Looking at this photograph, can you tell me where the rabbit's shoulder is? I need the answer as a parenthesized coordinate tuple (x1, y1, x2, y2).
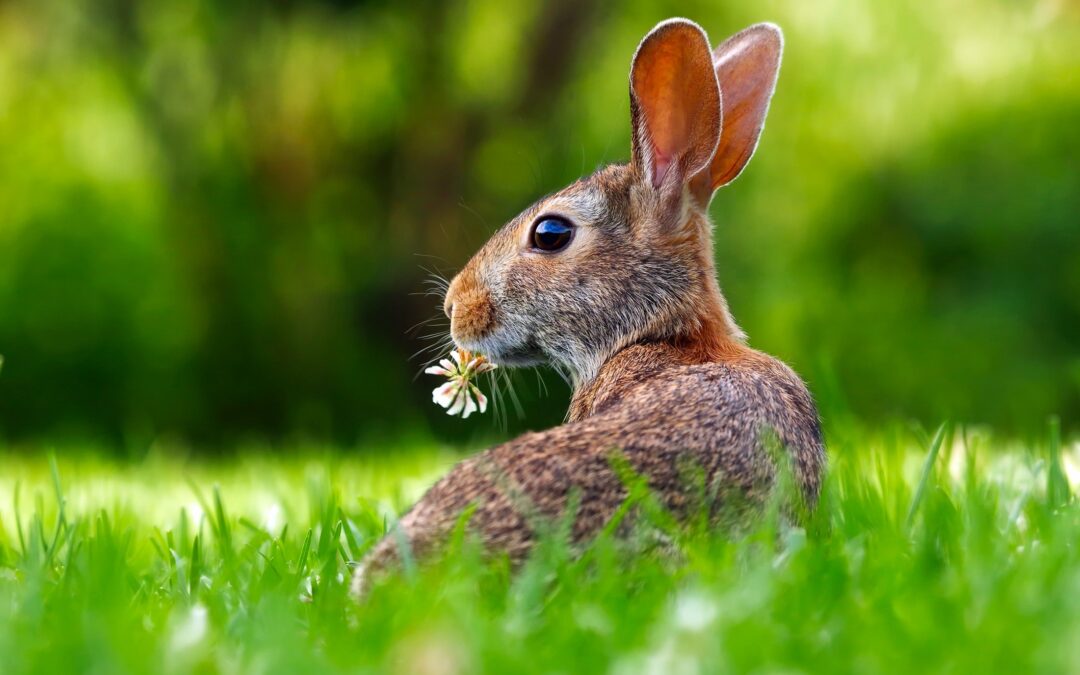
(581, 345, 815, 426)
(577, 346, 824, 490)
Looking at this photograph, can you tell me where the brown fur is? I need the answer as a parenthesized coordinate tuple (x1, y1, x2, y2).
(352, 19, 825, 597)
(444, 268, 495, 343)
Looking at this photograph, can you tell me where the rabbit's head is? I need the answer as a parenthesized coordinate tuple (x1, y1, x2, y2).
(444, 20, 783, 384)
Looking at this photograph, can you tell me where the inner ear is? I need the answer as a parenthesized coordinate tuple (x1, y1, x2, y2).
(630, 20, 722, 194)
(702, 23, 783, 194)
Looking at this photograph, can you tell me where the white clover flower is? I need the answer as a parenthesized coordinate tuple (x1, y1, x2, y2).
(426, 348, 497, 418)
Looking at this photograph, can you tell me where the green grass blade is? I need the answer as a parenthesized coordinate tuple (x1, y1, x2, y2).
(295, 528, 313, 584)
(906, 422, 951, 529)
(43, 453, 67, 566)
(12, 481, 26, 558)
(1047, 415, 1070, 508)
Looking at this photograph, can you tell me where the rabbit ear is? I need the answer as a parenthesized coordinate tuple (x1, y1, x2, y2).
(630, 19, 721, 203)
(699, 23, 783, 194)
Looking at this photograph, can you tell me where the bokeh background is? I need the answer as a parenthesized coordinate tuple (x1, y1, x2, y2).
(0, 0, 1077, 449)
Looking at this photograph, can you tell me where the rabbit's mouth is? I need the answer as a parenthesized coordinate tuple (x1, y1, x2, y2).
(456, 332, 546, 369)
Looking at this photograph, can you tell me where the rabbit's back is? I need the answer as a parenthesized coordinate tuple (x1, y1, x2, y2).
(360, 344, 824, 581)
(504, 343, 825, 519)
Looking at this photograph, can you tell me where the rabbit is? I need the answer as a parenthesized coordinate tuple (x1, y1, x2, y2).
(352, 19, 825, 598)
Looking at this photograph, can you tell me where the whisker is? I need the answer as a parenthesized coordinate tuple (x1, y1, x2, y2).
(415, 329, 453, 341)
(407, 266, 453, 373)
(534, 369, 549, 397)
(499, 369, 526, 420)
(405, 315, 448, 335)
(414, 253, 451, 263)
(410, 337, 453, 362)
(549, 363, 573, 388)
(458, 200, 491, 232)
(410, 288, 448, 299)
(411, 337, 452, 359)
(412, 340, 456, 381)
(419, 266, 451, 286)
(486, 371, 508, 431)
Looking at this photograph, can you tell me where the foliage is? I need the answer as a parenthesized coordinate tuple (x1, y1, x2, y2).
(0, 0, 1077, 444)
(1, 424, 1078, 673)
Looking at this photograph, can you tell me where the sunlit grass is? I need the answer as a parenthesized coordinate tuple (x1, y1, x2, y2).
(1, 423, 1078, 674)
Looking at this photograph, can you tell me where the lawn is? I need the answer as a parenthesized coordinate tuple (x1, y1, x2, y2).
(1, 422, 1077, 674)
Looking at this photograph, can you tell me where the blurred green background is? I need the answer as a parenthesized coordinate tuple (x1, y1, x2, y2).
(0, 0, 1077, 448)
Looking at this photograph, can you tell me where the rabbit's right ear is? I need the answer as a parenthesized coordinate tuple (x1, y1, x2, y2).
(630, 19, 721, 222)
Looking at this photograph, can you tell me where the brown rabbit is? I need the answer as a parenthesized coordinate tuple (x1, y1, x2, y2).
(352, 19, 825, 596)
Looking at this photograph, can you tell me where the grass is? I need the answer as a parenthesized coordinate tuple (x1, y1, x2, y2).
(0, 422, 1078, 675)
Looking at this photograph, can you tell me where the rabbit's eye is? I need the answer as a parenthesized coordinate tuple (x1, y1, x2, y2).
(530, 218, 574, 252)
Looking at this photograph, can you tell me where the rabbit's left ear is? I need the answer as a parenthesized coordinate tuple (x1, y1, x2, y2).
(630, 19, 721, 213)
(694, 23, 783, 198)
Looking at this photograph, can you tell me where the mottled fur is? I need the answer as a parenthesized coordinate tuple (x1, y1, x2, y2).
(353, 20, 825, 597)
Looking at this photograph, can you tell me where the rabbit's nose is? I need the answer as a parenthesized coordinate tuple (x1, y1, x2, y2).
(444, 275, 461, 319)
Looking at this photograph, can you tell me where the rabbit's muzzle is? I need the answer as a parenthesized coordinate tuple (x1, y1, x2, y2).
(445, 270, 496, 346)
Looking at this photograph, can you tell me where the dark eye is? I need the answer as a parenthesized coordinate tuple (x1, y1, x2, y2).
(530, 217, 574, 252)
